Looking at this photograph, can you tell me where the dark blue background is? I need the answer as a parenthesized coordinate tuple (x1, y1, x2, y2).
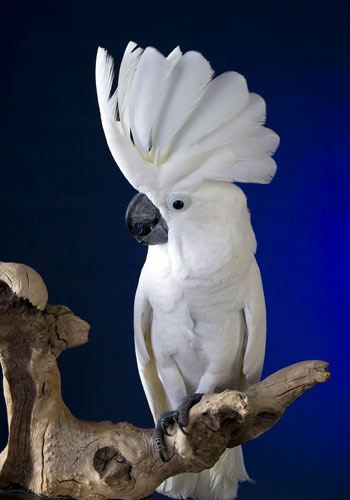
(1, 1, 349, 499)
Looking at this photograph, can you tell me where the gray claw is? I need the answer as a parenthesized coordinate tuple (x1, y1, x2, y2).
(178, 423, 190, 436)
(154, 394, 203, 461)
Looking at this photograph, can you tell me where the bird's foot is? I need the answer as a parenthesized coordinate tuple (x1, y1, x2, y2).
(154, 393, 203, 462)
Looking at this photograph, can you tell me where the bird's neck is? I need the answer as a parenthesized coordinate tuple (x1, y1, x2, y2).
(147, 221, 256, 281)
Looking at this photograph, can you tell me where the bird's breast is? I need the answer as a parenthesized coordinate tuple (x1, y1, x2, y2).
(145, 253, 248, 317)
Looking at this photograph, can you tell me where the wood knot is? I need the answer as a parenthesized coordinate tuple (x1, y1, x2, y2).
(94, 446, 132, 486)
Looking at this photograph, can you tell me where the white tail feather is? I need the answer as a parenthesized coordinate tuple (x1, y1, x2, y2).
(157, 447, 249, 500)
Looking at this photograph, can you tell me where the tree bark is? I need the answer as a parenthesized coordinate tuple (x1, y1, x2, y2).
(0, 262, 330, 500)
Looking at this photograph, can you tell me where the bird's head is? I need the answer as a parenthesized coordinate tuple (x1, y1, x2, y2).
(124, 181, 248, 247)
(96, 41, 279, 249)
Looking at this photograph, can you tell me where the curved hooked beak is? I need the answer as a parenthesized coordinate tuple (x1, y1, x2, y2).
(125, 193, 168, 245)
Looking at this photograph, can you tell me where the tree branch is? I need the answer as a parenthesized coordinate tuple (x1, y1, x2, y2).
(0, 262, 330, 500)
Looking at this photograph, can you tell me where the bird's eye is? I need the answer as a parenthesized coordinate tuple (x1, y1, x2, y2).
(166, 193, 190, 212)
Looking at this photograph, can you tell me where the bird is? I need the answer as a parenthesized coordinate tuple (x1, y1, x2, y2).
(95, 41, 279, 500)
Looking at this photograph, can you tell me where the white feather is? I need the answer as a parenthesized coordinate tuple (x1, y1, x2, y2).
(117, 41, 144, 135)
(231, 126, 280, 158)
(178, 147, 276, 185)
(225, 156, 277, 184)
(128, 46, 183, 159)
(159, 126, 279, 190)
(165, 45, 183, 65)
(159, 144, 234, 191)
(151, 46, 183, 162)
(158, 448, 249, 500)
(96, 47, 118, 121)
(100, 119, 157, 191)
(174, 71, 249, 150)
(96, 41, 279, 192)
(152, 51, 214, 156)
(158, 142, 206, 189)
(129, 47, 168, 155)
(198, 92, 267, 152)
(96, 46, 158, 191)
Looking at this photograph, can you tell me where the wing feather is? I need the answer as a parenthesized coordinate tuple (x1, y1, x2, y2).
(134, 279, 170, 422)
(241, 263, 266, 387)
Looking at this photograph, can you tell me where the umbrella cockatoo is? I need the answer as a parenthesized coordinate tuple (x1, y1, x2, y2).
(96, 41, 279, 500)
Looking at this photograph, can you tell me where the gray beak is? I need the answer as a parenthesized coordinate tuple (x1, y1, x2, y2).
(125, 193, 168, 245)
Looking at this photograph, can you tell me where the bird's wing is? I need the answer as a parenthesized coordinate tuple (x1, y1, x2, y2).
(241, 262, 267, 387)
(134, 276, 170, 423)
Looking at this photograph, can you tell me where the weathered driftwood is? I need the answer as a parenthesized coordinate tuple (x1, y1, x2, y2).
(0, 262, 330, 500)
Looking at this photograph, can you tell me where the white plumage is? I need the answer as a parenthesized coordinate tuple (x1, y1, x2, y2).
(96, 42, 279, 500)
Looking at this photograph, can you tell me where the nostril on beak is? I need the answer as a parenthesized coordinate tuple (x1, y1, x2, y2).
(133, 223, 143, 235)
(134, 222, 153, 237)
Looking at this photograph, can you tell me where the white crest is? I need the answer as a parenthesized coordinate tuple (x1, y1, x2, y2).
(96, 42, 279, 193)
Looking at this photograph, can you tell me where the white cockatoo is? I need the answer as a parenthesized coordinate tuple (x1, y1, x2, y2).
(96, 41, 279, 500)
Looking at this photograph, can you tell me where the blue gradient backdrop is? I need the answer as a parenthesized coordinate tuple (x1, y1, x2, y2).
(1, 1, 349, 499)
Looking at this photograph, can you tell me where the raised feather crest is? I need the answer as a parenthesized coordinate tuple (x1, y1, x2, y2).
(96, 41, 279, 193)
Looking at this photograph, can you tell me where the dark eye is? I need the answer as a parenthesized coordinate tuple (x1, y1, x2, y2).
(172, 199, 184, 210)
(166, 193, 190, 212)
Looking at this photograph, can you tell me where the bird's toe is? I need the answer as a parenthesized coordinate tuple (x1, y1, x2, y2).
(154, 410, 179, 461)
(154, 394, 203, 461)
(177, 393, 203, 431)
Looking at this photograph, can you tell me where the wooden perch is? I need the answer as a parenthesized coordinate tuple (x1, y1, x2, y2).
(0, 262, 330, 500)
